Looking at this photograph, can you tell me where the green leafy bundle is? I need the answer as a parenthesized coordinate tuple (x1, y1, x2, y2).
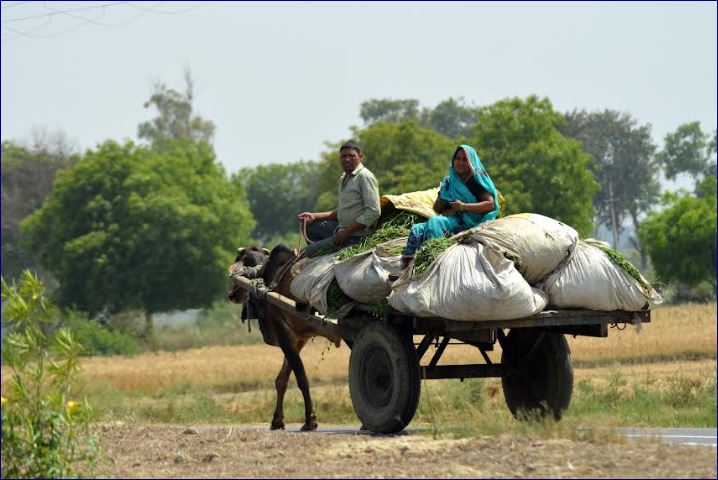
(413, 237, 455, 276)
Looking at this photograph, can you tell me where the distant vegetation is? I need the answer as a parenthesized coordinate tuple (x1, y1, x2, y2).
(1, 69, 715, 350)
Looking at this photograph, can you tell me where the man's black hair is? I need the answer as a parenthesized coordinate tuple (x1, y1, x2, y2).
(340, 140, 362, 154)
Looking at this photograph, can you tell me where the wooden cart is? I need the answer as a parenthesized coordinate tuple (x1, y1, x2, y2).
(231, 275, 650, 434)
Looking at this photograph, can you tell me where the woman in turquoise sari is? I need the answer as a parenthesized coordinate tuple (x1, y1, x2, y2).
(402, 145, 500, 265)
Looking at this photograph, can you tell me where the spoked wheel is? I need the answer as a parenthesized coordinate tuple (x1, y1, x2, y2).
(348, 322, 420, 433)
(501, 328, 573, 420)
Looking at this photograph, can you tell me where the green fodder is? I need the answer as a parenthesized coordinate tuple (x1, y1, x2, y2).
(503, 252, 522, 271)
(378, 209, 423, 230)
(370, 299, 396, 317)
(594, 244, 652, 293)
(326, 279, 353, 315)
(335, 211, 421, 261)
(336, 225, 409, 261)
(306, 244, 342, 258)
(382, 245, 406, 256)
(413, 237, 455, 276)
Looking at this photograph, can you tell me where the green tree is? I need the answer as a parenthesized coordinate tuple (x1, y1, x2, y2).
(235, 161, 321, 241)
(706, 130, 717, 177)
(1, 133, 77, 280)
(314, 120, 456, 210)
(657, 122, 712, 180)
(360, 97, 477, 140)
(561, 109, 659, 265)
(472, 96, 597, 236)
(638, 176, 716, 290)
(419, 97, 476, 139)
(138, 68, 215, 146)
(359, 98, 420, 125)
(22, 139, 254, 335)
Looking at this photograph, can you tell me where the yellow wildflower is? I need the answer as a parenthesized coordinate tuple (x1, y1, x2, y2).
(1, 396, 7, 407)
(66, 400, 80, 414)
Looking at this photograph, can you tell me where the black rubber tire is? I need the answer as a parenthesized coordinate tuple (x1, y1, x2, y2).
(348, 322, 420, 433)
(501, 329, 573, 420)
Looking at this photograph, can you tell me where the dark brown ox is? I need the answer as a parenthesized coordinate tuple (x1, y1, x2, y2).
(228, 244, 340, 431)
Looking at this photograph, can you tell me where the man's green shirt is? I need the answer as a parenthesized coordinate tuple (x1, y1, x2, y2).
(336, 164, 381, 233)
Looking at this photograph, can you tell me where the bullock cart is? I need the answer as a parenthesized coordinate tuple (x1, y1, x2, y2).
(231, 275, 649, 433)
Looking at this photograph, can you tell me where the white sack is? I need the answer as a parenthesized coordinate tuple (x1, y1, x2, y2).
(388, 241, 547, 321)
(470, 213, 579, 285)
(289, 253, 335, 314)
(334, 237, 405, 304)
(538, 240, 662, 311)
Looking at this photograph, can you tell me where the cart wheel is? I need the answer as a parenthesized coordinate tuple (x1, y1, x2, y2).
(349, 322, 420, 433)
(501, 329, 573, 421)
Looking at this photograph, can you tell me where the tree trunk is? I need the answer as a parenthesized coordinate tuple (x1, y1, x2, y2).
(628, 210, 647, 270)
(144, 310, 155, 350)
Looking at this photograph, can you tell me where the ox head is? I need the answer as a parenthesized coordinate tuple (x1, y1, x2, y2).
(228, 246, 270, 303)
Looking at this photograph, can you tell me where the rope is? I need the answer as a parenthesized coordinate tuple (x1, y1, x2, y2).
(297, 217, 315, 256)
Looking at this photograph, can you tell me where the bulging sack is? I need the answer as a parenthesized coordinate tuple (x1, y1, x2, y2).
(388, 241, 547, 321)
(289, 253, 335, 314)
(469, 213, 579, 285)
(380, 188, 439, 219)
(334, 238, 404, 304)
(538, 240, 662, 311)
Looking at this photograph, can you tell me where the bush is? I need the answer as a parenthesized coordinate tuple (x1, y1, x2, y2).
(141, 300, 264, 352)
(62, 310, 141, 356)
(658, 282, 717, 305)
(1, 271, 101, 478)
(104, 309, 147, 338)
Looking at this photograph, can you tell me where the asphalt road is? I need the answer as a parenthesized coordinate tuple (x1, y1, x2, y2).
(194, 425, 717, 447)
(618, 427, 717, 447)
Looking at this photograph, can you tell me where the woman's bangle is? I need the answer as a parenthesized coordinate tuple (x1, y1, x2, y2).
(458, 203, 464, 212)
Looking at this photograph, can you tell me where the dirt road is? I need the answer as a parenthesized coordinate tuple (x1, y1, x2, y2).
(97, 423, 716, 478)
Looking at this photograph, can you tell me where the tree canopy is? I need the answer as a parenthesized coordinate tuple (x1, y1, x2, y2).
(420, 97, 476, 140)
(22, 139, 254, 317)
(657, 122, 714, 180)
(138, 69, 215, 146)
(235, 161, 321, 242)
(472, 96, 597, 235)
(561, 109, 659, 263)
(360, 99, 420, 125)
(360, 97, 476, 140)
(638, 176, 716, 289)
(1, 134, 77, 280)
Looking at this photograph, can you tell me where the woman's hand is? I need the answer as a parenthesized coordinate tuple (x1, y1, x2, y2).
(450, 200, 465, 212)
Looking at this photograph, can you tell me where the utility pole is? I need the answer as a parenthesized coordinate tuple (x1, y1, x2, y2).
(605, 143, 619, 249)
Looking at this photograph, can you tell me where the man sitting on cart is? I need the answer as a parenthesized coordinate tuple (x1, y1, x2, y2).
(298, 140, 381, 256)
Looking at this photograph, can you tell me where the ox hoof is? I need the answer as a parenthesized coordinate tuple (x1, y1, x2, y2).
(300, 421, 318, 431)
(270, 420, 285, 430)
(301, 414, 318, 431)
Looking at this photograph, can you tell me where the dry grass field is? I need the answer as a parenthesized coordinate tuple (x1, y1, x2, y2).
(3, 303, 715, 429)
(71, 303, 716, 394)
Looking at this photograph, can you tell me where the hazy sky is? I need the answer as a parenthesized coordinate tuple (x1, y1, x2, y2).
(2, 1, 716, 176)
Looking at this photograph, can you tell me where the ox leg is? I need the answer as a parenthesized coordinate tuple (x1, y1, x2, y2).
(277, 336, 317, 431)
(271, 359, 292, 430)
